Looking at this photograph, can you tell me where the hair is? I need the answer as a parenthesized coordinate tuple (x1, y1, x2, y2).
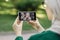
(45, 0, 60, 20)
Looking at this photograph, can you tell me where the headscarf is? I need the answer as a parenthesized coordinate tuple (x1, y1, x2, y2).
(45, 0, 60, 20)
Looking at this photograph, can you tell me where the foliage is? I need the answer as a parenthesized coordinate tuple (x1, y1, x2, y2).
(11, 0, 44, 11)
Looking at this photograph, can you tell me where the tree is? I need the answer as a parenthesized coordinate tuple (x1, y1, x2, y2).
(11, 0, 44, 11)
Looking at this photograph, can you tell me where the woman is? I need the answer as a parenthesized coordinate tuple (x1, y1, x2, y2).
(13, 0, 60, 40)
(29, 0, 60, 40)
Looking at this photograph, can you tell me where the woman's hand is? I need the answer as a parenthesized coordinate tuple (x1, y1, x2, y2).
(12, 16, 23, 36)
(28, 18, 45, 32)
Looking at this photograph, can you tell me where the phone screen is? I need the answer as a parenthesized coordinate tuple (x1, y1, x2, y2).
(18, 11, 36, 21)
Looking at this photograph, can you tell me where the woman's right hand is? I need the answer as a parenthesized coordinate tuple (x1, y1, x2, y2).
(28, 18, 45, 32)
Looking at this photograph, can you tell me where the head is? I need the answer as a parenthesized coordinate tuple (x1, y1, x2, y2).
(45, 0, 60, 20)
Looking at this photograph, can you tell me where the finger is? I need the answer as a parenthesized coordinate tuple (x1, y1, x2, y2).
(28, 18, 38, 23)
(13, 20, 23, 28)
(16, 18, 23, 25)
(19, 21, 23, 25)
(28, 20, 34, 24)
(17, 19, 21, 25)
(16, 21, 23, 27)
(13, 16, 21, 25)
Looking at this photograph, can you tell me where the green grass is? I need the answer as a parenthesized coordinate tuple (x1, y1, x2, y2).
(0, 11, 51, 32)
(0, 14, 16, 31)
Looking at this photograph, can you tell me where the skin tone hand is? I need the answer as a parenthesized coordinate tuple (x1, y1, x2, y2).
(28, 18, 45, 32)
(12, 16, 23, 36)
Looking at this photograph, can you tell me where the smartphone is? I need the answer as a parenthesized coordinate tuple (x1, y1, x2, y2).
(18, 11, 36, 21)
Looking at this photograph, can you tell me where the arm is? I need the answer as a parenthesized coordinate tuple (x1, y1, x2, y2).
(12, 16, 23, 40)
(28, 19, 45, 32)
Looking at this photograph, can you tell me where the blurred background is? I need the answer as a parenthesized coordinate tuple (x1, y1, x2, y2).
(0, 0, 51, 32)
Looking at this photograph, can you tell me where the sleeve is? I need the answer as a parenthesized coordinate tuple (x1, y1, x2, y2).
(45, 0, 55, 9)
(15, 36, 23, 40)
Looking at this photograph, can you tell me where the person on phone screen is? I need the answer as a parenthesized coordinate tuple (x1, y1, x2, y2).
(25, 12, 31, 21)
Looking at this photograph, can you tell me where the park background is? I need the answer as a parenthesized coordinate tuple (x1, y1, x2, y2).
(0, 0, 51, 32)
